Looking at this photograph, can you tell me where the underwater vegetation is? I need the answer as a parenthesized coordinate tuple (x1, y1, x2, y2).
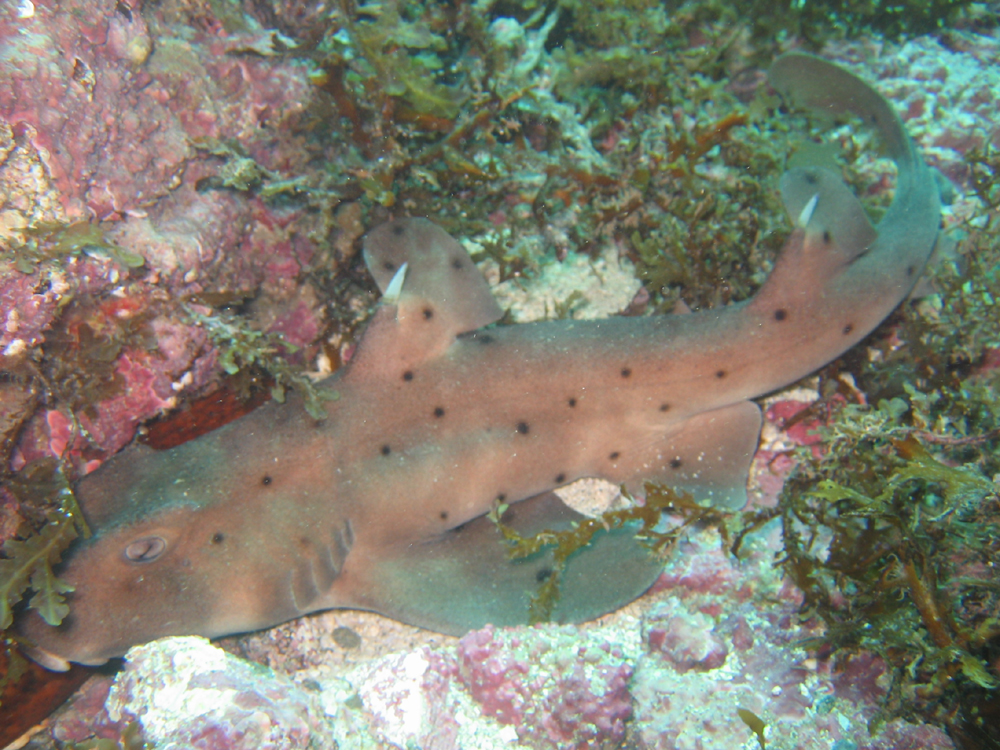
(778, 429, 1000, 742)
(730, 0, 988, 42)
(773, 199, 1000, 745)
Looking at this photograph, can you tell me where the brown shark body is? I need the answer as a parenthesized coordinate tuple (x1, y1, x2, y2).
(21, 53, 942, 668)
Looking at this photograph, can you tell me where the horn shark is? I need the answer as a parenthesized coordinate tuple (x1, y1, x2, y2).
(20, 52, 942, 668)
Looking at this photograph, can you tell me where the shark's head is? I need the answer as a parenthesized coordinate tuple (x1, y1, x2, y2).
(21, 503, 237, 667)
(20, 412, 349, 669)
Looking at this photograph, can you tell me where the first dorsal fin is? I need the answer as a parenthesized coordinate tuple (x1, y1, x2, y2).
(354, 218, 503, 373)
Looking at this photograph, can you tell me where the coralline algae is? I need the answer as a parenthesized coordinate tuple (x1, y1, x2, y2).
(0, 0, 329, 469)
(455, 623, 636, 748)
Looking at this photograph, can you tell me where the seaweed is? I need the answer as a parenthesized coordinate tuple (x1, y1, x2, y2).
(660, 0, 989, 47)
(737, 706, 768, 749)
(3, 220, 145, 274)
(550, 289, 587, 319)
(67, 722, 149, 750)
(776, 0, 985, 42)
(0, 513, 77, 630)
(777, 394, 1000, 739)
(309, 0, 469, 158)
(184, 304, 339, 421)
(967, 142, 1000, 209)
(0, 460, 89, 631)
(287, 0, 801, 303)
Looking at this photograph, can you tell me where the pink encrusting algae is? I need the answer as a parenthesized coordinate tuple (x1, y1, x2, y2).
(456, 624, 635, 748)
(1, 0, 334, 472)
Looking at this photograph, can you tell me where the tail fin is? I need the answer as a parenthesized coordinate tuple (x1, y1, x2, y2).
(769, 52, 917, 171)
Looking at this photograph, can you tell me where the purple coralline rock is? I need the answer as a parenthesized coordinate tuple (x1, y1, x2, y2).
(629, 521, 954, 750)
(336, 621, 640, 750)
(0, 261, 68, 358)
(1, 0, 329, 468)
(0, 0, 173, 222)
(0, 0, 312, 225)
(455, 623, 635, 749)
(10, 313, 215, 466)
(645, 599, 728, 672)
(1, 0, 323, 290)
(55, 636, 336, 750)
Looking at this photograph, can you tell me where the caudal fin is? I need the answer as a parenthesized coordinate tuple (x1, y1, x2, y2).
(769, 52, 918, 172)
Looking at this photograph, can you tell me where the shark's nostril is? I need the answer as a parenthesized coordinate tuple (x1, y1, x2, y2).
(124, 536, 167, 563)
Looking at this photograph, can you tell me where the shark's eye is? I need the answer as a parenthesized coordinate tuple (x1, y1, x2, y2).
(124, 536, 167, 563)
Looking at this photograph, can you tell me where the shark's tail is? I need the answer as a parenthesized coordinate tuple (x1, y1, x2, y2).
(768, 52, 918, 173)
(722, 53, 944, 401)
(768, 52, 941, 247)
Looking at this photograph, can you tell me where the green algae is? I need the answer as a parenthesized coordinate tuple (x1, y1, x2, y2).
(738, 706, 768, 750)
(292, 0, 799, 304)
(762, 0, 984, 42)
(67, 722, 149, 750)
(0, 507, 82, 632)
(191, 137, 278, 193)
(4, 221, 144, 274)
(968, 143, 1000, 209)
(184, 305, 339, 422)
(779, 424, 999, 736)
(0, 459, 88, 679)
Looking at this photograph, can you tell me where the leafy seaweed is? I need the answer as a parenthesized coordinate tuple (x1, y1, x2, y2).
(339, 0, 466, 120)
(4, 220, 144, 274)
(185, 305, 339, 421)
(967, 143, 1000, 209)
(779, 405, 1000, 736)
(0, 511, 80, 631)
(1, 457, 90, 640)
(738, 706, 767, 749)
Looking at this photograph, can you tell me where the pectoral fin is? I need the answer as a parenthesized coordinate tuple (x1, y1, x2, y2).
(349, 492, 664, 634)
(626, 401, 762, 511)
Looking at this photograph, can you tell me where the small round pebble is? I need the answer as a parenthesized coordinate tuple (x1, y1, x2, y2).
(332, 626, 363, 649)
